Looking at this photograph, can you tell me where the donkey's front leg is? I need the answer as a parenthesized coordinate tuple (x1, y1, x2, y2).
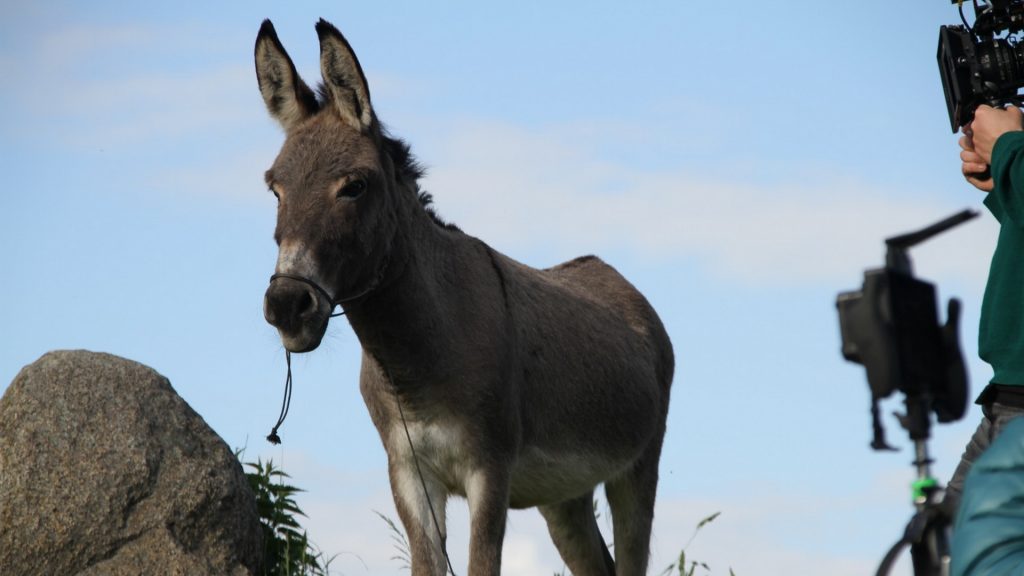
(465, 468, 511, 576)
(389, 461, 450, 576)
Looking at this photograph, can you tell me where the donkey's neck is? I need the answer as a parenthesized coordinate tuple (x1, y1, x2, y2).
(343, 206, 479, 389)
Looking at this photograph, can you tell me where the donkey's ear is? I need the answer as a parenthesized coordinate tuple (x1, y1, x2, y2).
(255, 19, 319, 132)
(315, 19, 374, 132)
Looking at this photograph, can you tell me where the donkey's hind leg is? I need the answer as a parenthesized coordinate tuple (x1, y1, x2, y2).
(605, 433, 665, 576)
(539, 491, 616, 576)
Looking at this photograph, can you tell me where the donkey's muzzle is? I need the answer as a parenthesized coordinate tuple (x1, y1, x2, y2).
(264, 276, 330, 352)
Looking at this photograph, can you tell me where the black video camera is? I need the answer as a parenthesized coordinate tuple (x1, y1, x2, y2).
(938, 0, 1024, 132)
(837, 210, 975, 450)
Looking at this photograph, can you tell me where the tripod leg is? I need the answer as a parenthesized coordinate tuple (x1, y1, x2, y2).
(877, 537, 909, 576)
(910, 521, 950, 576)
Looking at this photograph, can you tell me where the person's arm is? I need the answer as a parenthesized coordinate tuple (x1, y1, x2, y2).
(989, 131, 1024, 225)
(952, 417, 1024, 576)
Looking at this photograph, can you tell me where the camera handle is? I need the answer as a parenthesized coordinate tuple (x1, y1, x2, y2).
(885, 209, 978, 274)
(964, 97, 1024, 181)
(875, 395, 953, 576)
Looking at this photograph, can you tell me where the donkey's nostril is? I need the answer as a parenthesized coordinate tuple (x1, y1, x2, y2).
(265, 281, 322, 330)
(297, 288, 317, 317)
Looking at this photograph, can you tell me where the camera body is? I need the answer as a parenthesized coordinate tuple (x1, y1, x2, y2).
(838, 267, 965, 425)
(938, 0, 1024, 132)
(837, 211, 975, 448)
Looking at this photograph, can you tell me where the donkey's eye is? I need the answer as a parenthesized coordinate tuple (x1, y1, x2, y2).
(337, 179, 367, 199)
(268, 187, 280, 203)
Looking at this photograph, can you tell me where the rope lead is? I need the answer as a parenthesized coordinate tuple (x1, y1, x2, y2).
(266, 351, 293, 445)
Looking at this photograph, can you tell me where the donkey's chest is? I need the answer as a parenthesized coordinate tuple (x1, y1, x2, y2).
(386, 419, 474, 495)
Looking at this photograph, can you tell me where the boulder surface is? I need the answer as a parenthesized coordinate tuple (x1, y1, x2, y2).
(0, 350, 261, 576)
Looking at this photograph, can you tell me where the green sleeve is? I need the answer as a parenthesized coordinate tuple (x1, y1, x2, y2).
(989, 131, 1024, 226)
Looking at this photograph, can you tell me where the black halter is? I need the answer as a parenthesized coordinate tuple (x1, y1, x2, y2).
(264, 255, 390, 444)
(268, 255, 390, 318)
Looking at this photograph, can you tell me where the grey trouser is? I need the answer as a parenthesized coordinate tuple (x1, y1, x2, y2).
(946, 401, 1024, 513)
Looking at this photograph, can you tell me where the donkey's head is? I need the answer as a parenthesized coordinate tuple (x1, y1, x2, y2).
(256, 19, 405, 352)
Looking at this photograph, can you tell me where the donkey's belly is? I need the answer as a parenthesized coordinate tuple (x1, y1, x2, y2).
(507, 445, 635, 509)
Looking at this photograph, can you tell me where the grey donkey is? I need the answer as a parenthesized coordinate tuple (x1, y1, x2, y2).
(256, 19, 674, 576)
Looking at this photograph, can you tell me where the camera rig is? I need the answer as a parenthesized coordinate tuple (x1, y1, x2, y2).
(836, 209, 975, 450)
(837, 210, 977, 575)
(939, 0, 1024, 132)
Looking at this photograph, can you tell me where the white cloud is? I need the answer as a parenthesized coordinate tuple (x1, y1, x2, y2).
(501, 524, 562, 576)
(145, 147, 277, 205)
(420, 120, 998, 287)
(650, 496, 887, 576)
(66, 65, 255, 144)
(7, 20, 259, 148)
(16, 19, 994, 290)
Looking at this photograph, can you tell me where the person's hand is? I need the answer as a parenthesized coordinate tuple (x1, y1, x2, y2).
(968, 105, 1024, 163)
(960, 131, 994, 192)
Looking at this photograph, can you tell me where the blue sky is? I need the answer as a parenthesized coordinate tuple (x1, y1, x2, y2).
(0, 2, 1001, 574)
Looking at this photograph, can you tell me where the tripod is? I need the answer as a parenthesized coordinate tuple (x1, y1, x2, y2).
(835, 209, 976, 575)
(875, 396, 954, 576)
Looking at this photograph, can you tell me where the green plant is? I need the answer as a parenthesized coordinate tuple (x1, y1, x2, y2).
(244, 458, 335, 576)
(659, 512, 734, 576)
(375, 510, 412, 570)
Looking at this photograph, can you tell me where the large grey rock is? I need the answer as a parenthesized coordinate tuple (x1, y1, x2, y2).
(0, 350, 261, 576)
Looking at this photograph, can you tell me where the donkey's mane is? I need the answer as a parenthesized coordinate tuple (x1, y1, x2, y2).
(314, 83, 459, 232)
(380, 134, 460, 233)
